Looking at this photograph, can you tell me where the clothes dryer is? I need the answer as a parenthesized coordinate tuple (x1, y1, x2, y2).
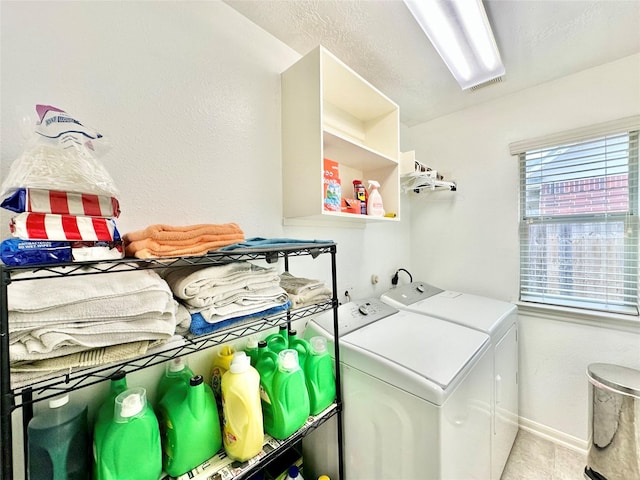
(302, 299, 492, 480)
(381, 282, 518, 480)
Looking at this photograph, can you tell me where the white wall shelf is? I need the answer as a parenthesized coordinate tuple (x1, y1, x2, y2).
(282, 46, 400, 222)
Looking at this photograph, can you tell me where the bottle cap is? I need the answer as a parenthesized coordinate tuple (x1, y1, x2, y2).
(116, 387, 147, 420)
(279, 349, 299, 372)
(318, 476, 331, 480)
(230, 351, 250, 373)
(288, 466, 300, 478)
(310, 336, 328, 354)
(246, 336, 258, 349)
(190, 375, 204, 387)
(110, 371, 126, 381)
(49, 394, 69, 409)
(258, 340, 268, 348)
(168, 357, 186, 373)
(288, 328, 297, 336)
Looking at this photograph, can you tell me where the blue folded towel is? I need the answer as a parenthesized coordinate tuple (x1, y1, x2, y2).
(189, 300, 292, 336)
(219, 237, 332, 251)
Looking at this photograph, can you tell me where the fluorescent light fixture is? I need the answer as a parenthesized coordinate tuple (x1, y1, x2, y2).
(404, 0, 505, 90)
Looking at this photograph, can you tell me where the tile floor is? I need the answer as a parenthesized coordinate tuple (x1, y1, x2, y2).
(501, 429, 587, 480)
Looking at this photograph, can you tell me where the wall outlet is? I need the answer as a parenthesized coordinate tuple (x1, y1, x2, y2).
(343, 286, 354, 303)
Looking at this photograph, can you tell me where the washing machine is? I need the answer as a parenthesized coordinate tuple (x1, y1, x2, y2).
(381, 282, 519, 480)
(302, 298, 493, 480)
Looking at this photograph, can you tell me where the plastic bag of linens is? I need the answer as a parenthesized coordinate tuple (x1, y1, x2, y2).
(0, 105, 119, 199)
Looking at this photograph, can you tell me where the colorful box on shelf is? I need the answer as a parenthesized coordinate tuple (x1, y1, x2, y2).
(323, 158, 341, 212)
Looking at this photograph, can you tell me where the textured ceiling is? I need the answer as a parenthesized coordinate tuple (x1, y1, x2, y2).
(225, 0, 640, 127)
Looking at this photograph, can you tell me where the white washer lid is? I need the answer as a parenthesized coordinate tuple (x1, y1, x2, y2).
(414, 291, 516, 337)
(341, 309, 490, 405)
(382, 284, 516, 339)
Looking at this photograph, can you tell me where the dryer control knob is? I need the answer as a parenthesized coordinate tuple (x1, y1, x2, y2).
(416, 284, 425, 293)
(358, 305, 370, 315)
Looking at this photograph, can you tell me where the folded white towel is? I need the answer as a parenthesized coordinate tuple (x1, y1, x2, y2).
(197, 295, 290, 324)
(8, 269, 171, 312)
(10, 313, 176, 362)
(163, 262, 280, 306)
(279, 271, 327, 295)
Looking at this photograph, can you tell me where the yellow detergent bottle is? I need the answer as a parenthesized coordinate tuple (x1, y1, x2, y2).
(221, 352, 264, 462)
(210, 344, 235, 406)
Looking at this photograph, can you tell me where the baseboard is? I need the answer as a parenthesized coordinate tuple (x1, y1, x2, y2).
(518, 416, 589, 455)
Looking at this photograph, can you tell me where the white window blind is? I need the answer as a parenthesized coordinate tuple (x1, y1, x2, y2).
(515, 120, 639, 315)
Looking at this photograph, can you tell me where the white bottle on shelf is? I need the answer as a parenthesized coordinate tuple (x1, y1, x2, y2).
(367, 180, 385, 217)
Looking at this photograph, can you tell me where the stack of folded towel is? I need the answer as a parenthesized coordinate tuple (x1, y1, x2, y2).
(279, 271, 333, 309)
(123, 223, 245, 259)
(162, 262, 289, 335)
(8, 269, 178, 379)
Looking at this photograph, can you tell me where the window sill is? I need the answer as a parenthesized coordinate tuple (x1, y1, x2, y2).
(516, 301, 640, 334)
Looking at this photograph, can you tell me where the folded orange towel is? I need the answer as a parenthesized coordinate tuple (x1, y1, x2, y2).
(123, 223, 245, 259)
(123, 223, 243, 243)
(125, 235, 245, 258)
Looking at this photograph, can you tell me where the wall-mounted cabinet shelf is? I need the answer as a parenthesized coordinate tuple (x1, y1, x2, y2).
(282, 46, 400, 223)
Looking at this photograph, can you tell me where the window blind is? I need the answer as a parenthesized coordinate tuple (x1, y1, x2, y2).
(516, 125, 639, 315)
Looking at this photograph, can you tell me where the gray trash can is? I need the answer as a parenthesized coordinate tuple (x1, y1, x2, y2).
(585, 363, 640, 480)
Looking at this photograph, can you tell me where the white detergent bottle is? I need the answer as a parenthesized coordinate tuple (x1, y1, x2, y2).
(367, 180, 385, 217)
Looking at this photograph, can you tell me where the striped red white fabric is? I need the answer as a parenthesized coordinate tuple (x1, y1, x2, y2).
(10, 213, 120, 242)
(27, 188, 120, 218)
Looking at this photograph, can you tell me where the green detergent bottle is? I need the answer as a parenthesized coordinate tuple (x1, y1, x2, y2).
(268, 349, 311, 439)
(255, 340, 279, 437)
(158, 375, 222, 477)
(93, 371, 127, 480)
(156, 357, 194, 405)
(96, 387, 162, 480)
(266, 324, 288, 353)
(304, 336, 336, 415)
(287, 329, 311, 368)
(245, 336, 260, 366)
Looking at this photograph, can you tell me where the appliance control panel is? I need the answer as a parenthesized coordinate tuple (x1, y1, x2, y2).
(381, 281, 443, 306)
(308, 298, 398, 337)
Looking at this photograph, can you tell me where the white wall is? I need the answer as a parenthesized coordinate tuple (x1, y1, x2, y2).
(0, 1, 411, 475)
(404, 53, 640, 449)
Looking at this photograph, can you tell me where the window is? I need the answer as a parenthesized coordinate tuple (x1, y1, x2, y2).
(512, 118, 639, 315)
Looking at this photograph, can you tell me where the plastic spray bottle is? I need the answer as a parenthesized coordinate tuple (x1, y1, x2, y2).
(367, 180, 385, 216)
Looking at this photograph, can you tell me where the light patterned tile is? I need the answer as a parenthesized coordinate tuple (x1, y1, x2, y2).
(501, 430, 554, 480)
(552, 444, 586, 480)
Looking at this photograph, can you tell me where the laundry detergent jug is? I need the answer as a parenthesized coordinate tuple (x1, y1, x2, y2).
(304, 336, 336, 415)
(266, 324, 288, 353)
(96, 387, 162, 480)
(93, 372, 127, 480)
(158, 375, 222, 477)
(27, 394, 89, 480)
(210, 344, 235, 405)
(287, 329, 311, 368)
(221, 352, 264, 462)
(267, 349, 310, 440)
(156, 357, 194, 405)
